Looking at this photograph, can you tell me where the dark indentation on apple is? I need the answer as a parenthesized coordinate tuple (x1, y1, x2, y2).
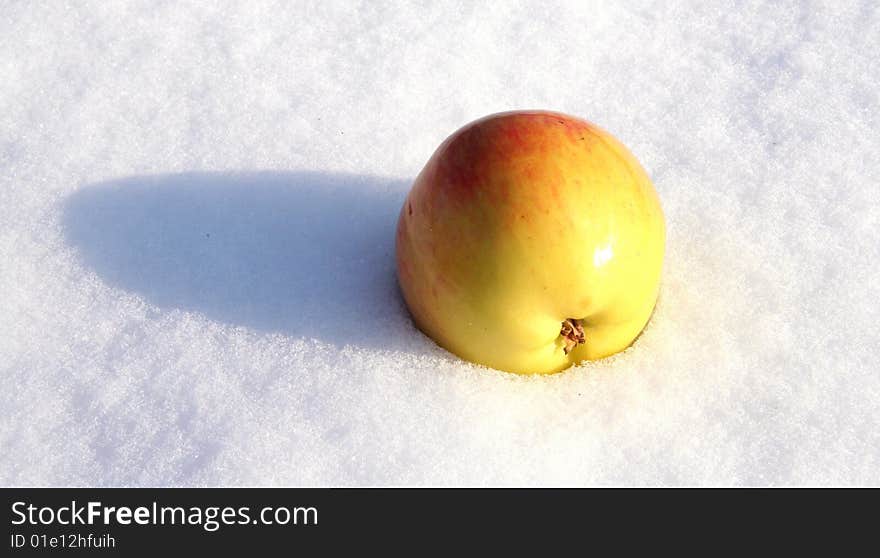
(560, 318, 586, 355)
(408, 202, 413, 216)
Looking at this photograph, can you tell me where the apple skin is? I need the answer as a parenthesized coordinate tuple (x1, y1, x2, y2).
(396, 110, 665, 374)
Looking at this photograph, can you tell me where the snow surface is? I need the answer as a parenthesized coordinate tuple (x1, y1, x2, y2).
(2, 1, 879, 486)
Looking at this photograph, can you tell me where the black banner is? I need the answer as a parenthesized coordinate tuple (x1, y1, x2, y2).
(1, 488, 873, 554)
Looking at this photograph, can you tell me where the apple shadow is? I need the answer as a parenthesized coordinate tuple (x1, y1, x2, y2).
(62, 171, 420, 352)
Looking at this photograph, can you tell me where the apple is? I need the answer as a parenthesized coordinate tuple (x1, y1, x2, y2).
(396, 110, 665, 374)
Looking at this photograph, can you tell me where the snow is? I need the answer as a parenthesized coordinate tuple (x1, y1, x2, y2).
(2, 1, 878, 486)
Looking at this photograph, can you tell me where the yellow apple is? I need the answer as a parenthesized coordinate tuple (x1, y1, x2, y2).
(396, 110, 665, 374)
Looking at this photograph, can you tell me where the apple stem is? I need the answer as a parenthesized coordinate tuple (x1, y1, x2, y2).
(560, 318, 586, 355)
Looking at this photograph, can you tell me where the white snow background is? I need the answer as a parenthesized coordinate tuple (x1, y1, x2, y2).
(2, 1, 878, 486)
